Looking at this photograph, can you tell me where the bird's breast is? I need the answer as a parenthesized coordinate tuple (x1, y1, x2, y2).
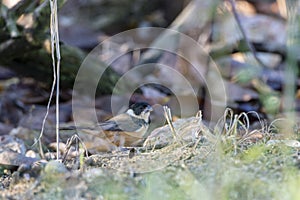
(106, 123, 149, 147)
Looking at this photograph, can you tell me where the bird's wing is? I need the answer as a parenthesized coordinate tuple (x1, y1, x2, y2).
(98, 113, 144, 132)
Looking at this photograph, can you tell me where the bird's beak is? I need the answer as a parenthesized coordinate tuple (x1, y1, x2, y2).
(145, 105, 153, 112)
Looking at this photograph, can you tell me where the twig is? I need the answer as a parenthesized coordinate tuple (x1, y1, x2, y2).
(62, 134, 89, 164)
(31, 1, 58, 157)
(228, 0, 268, 68)
(33, 0, 61, 160)
(49, 0, 61, 160)
(163, 106, 177, 140)
(193, 111, 203, 150)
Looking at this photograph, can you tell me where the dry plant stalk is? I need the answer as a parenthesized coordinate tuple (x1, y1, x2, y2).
(32, 0, 61, 160)
(228, 0, 268, 68)
(50, 0, 61, 161)
(35, 0, 61, 160)
(163, 106, 177, 140)
(62, 134, 88, 165)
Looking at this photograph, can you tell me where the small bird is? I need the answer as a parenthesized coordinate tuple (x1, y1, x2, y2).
(93, 102, 153, 148)
(60, 102, 153, 151)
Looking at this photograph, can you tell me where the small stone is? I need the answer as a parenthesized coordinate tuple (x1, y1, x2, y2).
(44, 160, 68, 174)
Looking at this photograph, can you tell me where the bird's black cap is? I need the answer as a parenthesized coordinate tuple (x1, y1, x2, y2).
(129, 102, 152, 115)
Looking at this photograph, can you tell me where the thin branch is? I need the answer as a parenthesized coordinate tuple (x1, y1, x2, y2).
(32, 0, 60, 158)
(31, 48, 56, 156)
(62, 134, 89, 164)
(210, 40, 287, 61)
(228, 0, 268, 68)
(49, 0, 61, 160)
(163, 106, 184, 145)
(163, 106, 177, 140)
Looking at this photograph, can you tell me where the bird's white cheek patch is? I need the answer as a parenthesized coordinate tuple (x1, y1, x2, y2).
(126, 109, 138, 118)
(126, 109, 150, 122)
